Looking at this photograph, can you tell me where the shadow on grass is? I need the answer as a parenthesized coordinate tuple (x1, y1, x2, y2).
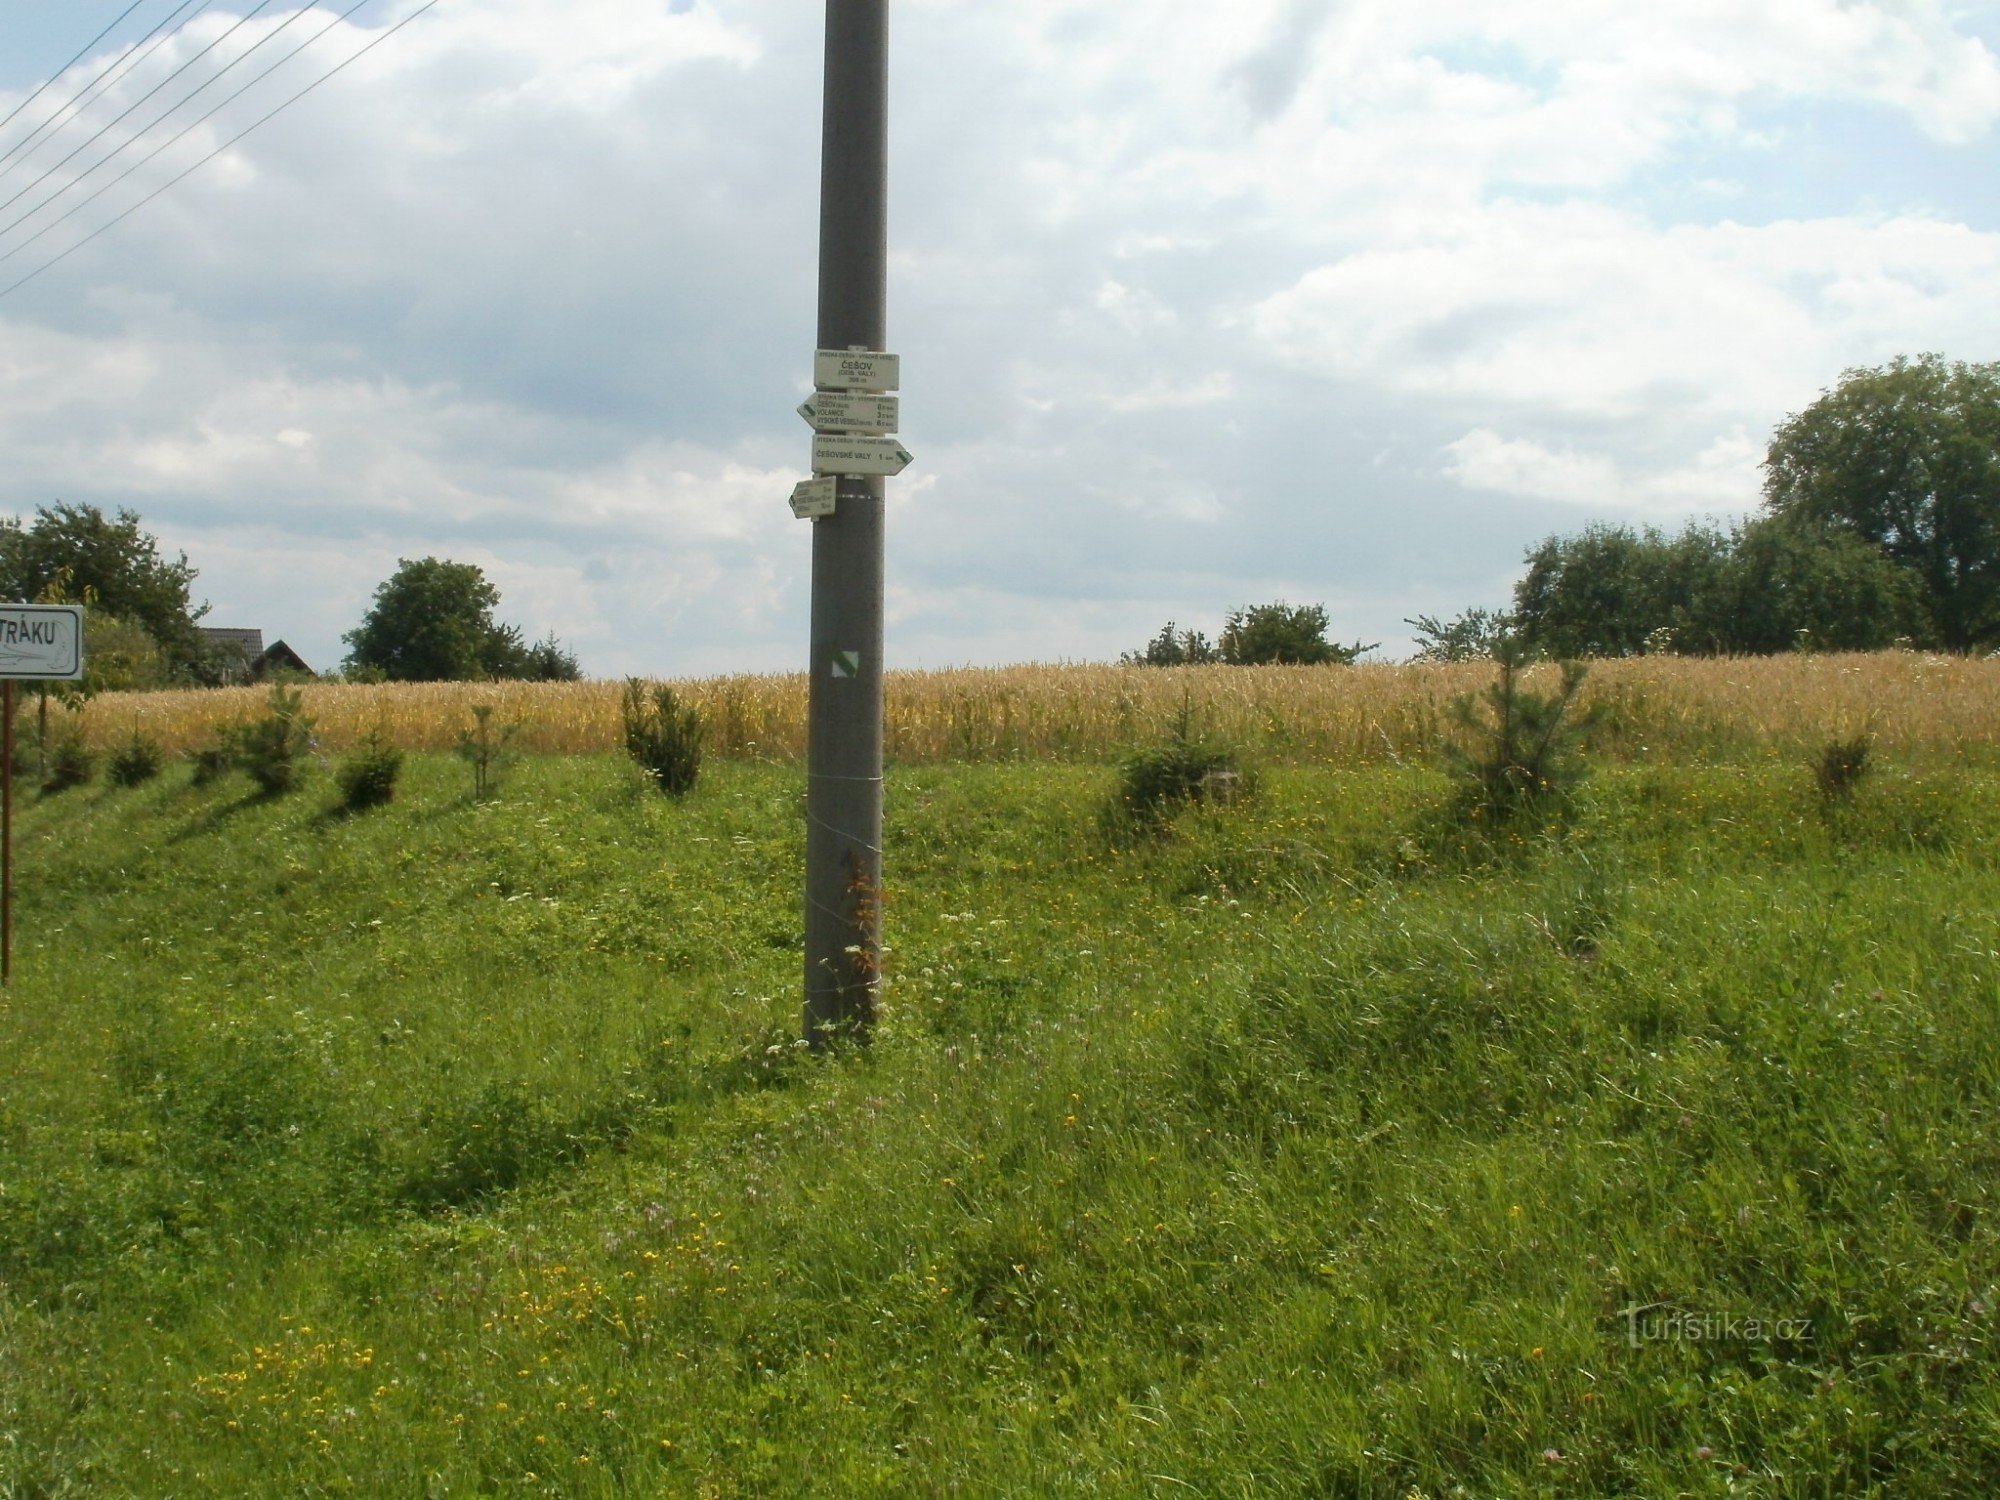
(163, 784, 272, 845)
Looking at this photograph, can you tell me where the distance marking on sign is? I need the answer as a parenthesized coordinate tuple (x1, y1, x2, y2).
(790, 476, 838, 519)
(797, 391, 900, 434)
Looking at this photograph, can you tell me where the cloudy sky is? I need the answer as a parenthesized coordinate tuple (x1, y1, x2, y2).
(1, 0, 1996, 676)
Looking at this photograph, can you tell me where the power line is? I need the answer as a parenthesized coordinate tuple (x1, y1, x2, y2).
(0, 0, 215, 180)
(0, 0, 155, 142)
(0, 1, 315, 237)
(0, 0, 445, 302)
(0, 0, 371, 268)
(0, 1, 284, 223)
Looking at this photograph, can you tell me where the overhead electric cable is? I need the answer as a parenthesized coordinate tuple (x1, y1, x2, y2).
(0, 0, 372, 265)
(0, 0, 298, 228)
(0, 0, 445, 302)
(0, 0, 155, 142)
(0, 0, 214, 180)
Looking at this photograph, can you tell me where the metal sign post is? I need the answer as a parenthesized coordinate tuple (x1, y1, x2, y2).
(802, 0, 893, 1047)
(0, 603, 85, 985)
(4, 679, 12, 987)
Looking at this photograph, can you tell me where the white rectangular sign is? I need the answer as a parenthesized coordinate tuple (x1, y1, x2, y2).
(812, 435, 914, 477)
(814, 349, 900, 393)
(790, 476, 838, 519)
(0, 604, 84, 680)
(798, 392, 900, 434)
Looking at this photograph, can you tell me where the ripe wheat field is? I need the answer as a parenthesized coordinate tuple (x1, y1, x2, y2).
(61, 650, 2000, 765)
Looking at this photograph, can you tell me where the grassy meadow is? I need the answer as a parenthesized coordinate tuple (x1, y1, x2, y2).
(2, 654, 1999, 1495)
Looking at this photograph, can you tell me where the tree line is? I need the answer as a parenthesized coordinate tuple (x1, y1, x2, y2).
(0, 505, 580, 689)
(1418, 354, 1999, 661)
(1128, 353, 1998, 667)
(16, 353, 1994, 691)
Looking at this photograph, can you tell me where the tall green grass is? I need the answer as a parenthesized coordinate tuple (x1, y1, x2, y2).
(2, 747, 1997, 1495)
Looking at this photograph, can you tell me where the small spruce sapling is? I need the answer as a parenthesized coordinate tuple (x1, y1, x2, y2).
(236, 684, 316, 794)
(1445, 636, 1593, 827)
(336, 728, 403, 811)
(41, 731, 95, 793)
(107, 728, 164, 787)
(622, 679, 705, 797)
(455, 704, 521, 801)
(1105, 696, 1246, 835)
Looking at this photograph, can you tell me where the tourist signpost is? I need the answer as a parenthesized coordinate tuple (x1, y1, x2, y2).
(799, 0, 897, 1046)
(0, 603, 84, 984)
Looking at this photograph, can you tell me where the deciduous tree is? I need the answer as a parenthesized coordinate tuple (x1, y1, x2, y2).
(1763, 354, 2000, 649)
(1219, 602, 1372, 665)
(0, 503, 208, 675)
(343, 557, 535, 682)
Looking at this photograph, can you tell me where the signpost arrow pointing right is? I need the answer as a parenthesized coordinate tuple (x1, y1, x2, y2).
(811, 435, 913, 477)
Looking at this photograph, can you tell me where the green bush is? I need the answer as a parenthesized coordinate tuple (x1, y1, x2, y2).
(1814, 732, 1872, 806)
(1125, 604, 1374, 666)
(1406, 606, 1511, 663)
(404, 1080, 584, 1209)
(107, 730, 164, 788)
(1219, 602, 1373, 665)
(236, 685, 316, 795)
(335, 729, 402, 811)
(622, 679, 705, 797)
(1105, 702, 1245, 835)
(1122, 621, 1220, 666)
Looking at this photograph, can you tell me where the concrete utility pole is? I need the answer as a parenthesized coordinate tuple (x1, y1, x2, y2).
(803, 0, 890, 1046)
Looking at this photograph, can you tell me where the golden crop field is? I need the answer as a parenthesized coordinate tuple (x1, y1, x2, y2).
(52, 650, 2000, 766)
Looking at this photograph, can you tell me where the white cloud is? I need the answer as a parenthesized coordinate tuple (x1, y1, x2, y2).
(1251, 207, 2000, 421)
(1443, 430, 1620, 506)
(1443, 427, 1764, 519)
(0, 0, 1995, 672)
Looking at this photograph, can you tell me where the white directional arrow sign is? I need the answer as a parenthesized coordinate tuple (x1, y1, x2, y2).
(812, 435, 913, 477)
(790, 476, 838, 519)
(814, 348, 900, 393)
(797, 392, 900, 434)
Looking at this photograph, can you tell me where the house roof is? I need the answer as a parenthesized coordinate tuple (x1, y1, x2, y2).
(254, 640, 312, 675)
(202, 627, 264, 656)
